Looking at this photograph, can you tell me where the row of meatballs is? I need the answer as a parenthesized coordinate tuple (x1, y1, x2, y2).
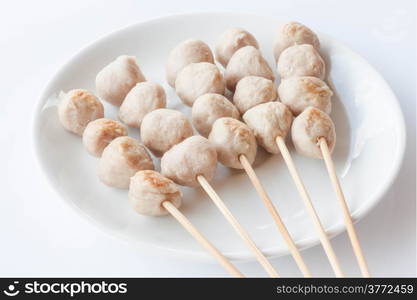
(57, 21, 336, 217)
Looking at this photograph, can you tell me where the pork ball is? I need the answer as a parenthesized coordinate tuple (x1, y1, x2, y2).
(119, 82, 166, 128)
(175, 62, 225, 106)
(233, 76, 278, 114)
(129, 170, 182, 217)
(278, 76, 332, 115)
(58, 89, 104, 136)
(277, 44, 325, 80)
(140, 109, 193, 157)
(243, 102, 293, 154)
(192, 93, 240, 137)
(165, 39, 214, 87)
(96, 55, 145, 106)
(225, 46, 274, 91)
(273, 21, 320, 62)
(82, 118, 128, 157)
(98, 136, 154, 188)
(291, 107, 336, 159)
(208, 118, 257, 169)
(215, 27, 259, 67)
(161, 136, 217, 187)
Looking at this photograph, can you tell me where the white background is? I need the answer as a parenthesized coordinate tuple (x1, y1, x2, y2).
(0, 0, 415, 277)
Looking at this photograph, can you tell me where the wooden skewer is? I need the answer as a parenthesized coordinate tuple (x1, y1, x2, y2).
(197, 175, 279, 277)
(239, 154, 312, 277)
(275, 136, 344, 277)
(162, 201, 244, 278)
(318, 137, 370, 277)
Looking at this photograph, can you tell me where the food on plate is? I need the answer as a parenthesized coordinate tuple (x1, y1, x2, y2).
(215, 27, 259, 67)
(58, 89, 104, 136)
(243, 102, 293, 154)
(165, 39, 214, 87)
(233, 76, 278, 114)
(273, 21, 320, 62)
(208, 117, 257, 169)
(96, 55, 145, 106)
(98, 136, 154, 188)
(129, 170, 182, 216)
(291, 107, 336, 159)
(119, 82, 166, 128)
(140, 108, 193, 157)
(82, 118, 127, 157)
(161, 136, 217, 187)
(192, 93, 240, 137)
(277, 44, 325, 80)
(225, 46, 274, 91)
(175, 62, 225, 106)
(278, 76, 332, 115)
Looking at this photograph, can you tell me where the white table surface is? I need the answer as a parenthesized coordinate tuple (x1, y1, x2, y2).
(0, 0, 415, 277)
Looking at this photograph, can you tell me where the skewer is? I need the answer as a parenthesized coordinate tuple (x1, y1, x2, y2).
(207, 117, 306, 277)
(242, 102, 343, 276)
(127, 169, 244, 277)
(318, 137, 370, 277)
(243, 101, 343, 277)
(239, 154, 312, 277)
(161, 135, 279, 277)
(197, 175, 280, 277)
(162, 201, 244, 277)
(276, 136, 344, 277)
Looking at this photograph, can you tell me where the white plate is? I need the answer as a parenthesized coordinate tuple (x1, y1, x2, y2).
(33, 13, 406, 262)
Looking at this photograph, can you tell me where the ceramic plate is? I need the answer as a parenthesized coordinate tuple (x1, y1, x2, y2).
(33, 13, 406, 261)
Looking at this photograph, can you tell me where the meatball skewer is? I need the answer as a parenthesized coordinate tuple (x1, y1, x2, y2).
(129, 170, 244, 277)
(161, 136, 279, 277)
(191, 94, 309, 276)
(244, 103, 344, 277)
(293, 108, 370, 277)
(139, 108, 278, 277)
(208, 117, 311, 277)
(72, 101, 242, 276)
(274, 21, 369, 277)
